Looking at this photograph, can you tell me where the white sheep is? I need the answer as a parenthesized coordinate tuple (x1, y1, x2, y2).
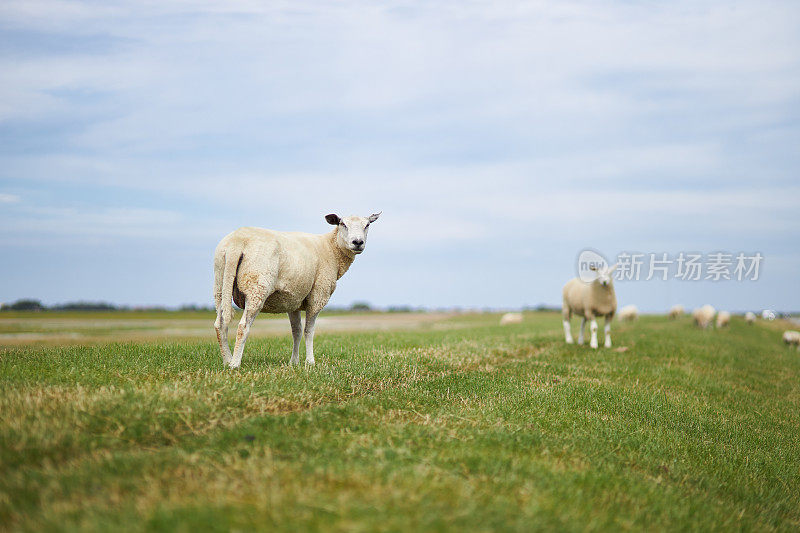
(499, 312, 523, 325)
(783, 330, 800, 349)
(692, 304, 716, 329)
(213, 212, 380, 368)
(668, 304, 684, 319)
(562, 264, 617, 349)
(716, 311, 731, 328)
(744, 311, 756, 324)
(618, 304, 639, 322)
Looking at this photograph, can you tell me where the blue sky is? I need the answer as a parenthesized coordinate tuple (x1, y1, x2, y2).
(1, 0, 798, 312)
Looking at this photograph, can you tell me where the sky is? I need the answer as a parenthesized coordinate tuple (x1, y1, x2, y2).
(0, 0, 798, 312)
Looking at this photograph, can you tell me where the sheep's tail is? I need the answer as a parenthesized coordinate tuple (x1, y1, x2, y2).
(215, 244, 243, 327)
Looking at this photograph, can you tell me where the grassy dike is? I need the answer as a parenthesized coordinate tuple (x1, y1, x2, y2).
(1, 312, 799, 531)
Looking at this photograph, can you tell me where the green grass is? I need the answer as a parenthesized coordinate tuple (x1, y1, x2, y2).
(1, 312, 799, 531)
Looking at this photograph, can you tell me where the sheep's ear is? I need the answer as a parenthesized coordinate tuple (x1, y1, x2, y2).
(608, 263, 619, 273)
(325, 214, 341, 225)
(368, 212, 381, 223)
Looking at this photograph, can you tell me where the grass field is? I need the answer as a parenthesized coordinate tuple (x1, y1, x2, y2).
(1, 311, 799, 531)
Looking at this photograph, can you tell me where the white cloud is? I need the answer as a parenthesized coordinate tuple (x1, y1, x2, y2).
(0, 194, 21, 203)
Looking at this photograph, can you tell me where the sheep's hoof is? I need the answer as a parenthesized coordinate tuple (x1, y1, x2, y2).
(228, 362, 240, 369)
(604, 342, 612, 349)
(566, 338, 574, 344)
(305, 360, 316, 366)
(590, 341, 598, 349)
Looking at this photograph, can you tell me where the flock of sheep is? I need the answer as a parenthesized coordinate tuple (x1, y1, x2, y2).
(501, 264, 799, 352)
(212, 213, 797, 368)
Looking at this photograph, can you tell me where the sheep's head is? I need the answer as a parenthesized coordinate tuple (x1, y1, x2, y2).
(325, 212, 381, 254)
(590, 263, 617, 288)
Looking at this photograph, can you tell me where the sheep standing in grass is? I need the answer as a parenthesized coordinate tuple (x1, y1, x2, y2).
(692, 304, 716, 329)
(213, 212, 380, 368)
(668, 305, 684, 319)
(619, 305, 639, 322)
(744, 311, 756, 324)
(716, 311, 731, 328)
(500, 312, 523, 325)
(562, 264, 617, 349)
(783, 331, 800, 349)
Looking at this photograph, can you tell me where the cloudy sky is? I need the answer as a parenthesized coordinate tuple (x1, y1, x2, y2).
(1, 0, 798, 311)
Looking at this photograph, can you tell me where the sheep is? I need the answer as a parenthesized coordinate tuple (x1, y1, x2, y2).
(668, 304, 684, 319)
(716, 311, 731, 328)
(499, 312, 523, 325)
(213, 212, 380, 368)
(562, 264, 617, 349)
(618, 304, 639, 322)
(783, 330, 800, 350)
(744, 311, 756, 324)
(692, 304, 716, 329)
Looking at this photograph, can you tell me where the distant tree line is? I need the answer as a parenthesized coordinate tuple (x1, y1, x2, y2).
(0, 299, 214, 312)
(0, 299, 602, 315)
(1, 299, 47, 311)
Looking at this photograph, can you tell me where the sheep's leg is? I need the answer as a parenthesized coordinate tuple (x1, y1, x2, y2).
(589, 316, 599, 349)
(230, 299, 263, 369)
(214, 309, 232, 366)
(288, 310, 302, 366)
(562, 309, 573, 344)
(303, 311, 319, 365)
(603, 315, 612, 348)
(577, 317, 586, 345)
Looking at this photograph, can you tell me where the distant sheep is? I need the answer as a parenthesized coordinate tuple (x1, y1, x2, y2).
(716, 311, 731, 328)
(213, 212, 380, 368)
(692, 304, 716, 329)
(783, 331, 800, 349)
(562, 264, 617, 349)
(618, 305, 639, 322)
(499, 312, 523, 325)
(744, 311, 756, 324)
(668, 304, 684, 319)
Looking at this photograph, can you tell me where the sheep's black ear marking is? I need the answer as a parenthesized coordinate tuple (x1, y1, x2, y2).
(325, 214, 341, 225)
(368, 212, 381, 223)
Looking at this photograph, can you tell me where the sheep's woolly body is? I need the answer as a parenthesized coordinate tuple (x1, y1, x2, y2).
(619, 305, 639, 322)
(668, 305, 684, 319)
(744, 311, 756, 324)
(783, 330, 800, 348)
(716, 311, 731, 328)
(562, 279, 617, 319)
(218, 228, 353, 317)
(562, 273, 617, 349)
(500, 312, 523, 325)
(692, 304, 716, 329)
